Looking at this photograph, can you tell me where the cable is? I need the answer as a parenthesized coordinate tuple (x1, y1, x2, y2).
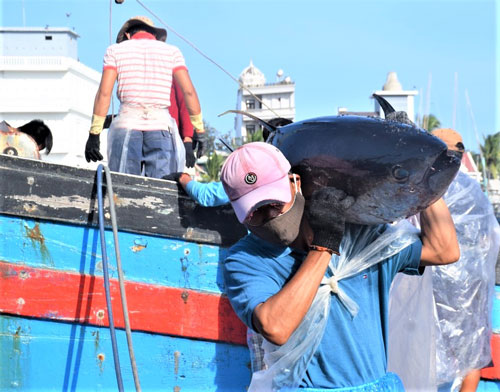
(134, 0, 280, 118)
(96, 164, 124, 392)
(109, 0, 115, 117)
(103, 165, 141, 391)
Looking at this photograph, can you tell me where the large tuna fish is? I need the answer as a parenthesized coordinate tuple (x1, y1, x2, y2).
(224, 97, 461, 225)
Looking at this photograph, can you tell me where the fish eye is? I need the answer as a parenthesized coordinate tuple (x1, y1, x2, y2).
(392, 165, 409, 182)
(455, 142, 465, 152)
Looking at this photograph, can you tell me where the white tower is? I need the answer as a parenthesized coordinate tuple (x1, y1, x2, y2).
(372, 72, 418, 122)
(0, 27, 101, 168)
(235, 60, 295, 141)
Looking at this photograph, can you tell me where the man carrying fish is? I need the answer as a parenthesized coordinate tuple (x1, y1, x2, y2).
(84, 16, 205, 178)
(220, 141, 459, 391)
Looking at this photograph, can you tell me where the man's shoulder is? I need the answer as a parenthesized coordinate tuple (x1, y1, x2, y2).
(227, 234, 260, 258)
(144, 40, 182, 52)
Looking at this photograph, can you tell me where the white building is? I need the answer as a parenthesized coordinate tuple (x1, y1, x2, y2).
(0, 27, 102, 168)
(338, 72, 418, 122)
(235, 60, 295, 141)
(372, 72, 418, 122)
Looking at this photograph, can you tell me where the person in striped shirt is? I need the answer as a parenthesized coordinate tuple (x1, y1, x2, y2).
(85, 16, 205, 178)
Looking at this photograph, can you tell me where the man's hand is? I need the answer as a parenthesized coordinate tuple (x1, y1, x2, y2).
(306, 187, 355, 255)
(192, 131, 207, 158)
(84, 134, 103, 162)
(184, 141, 196, 168)
(162, 172, 183, 182)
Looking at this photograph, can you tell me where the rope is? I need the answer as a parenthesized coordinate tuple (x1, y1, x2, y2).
(97, 164, 142, 391)
(103, 165, 142, 391)
(134, 0, 281, 118)
(96, 164, 124, 392)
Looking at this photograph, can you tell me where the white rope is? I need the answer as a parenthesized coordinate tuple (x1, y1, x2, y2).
(134, 0, 280, 118)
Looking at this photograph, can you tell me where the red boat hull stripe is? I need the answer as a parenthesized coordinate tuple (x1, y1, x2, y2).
(0, 261, 247, 345)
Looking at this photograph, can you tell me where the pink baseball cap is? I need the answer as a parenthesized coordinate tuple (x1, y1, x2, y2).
(221, 142, 292, 223)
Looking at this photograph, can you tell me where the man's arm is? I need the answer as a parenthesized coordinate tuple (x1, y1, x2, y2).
(170, 78, 194, 143)
(419, 198, 460, 266)
(179, 175, 230, 207)
(253, 187, 354, 346)
(93, 68, 117, 117)
(85, 68, 117, 162)
(173, 68, 201, 116)
(252, 249, 331, 346)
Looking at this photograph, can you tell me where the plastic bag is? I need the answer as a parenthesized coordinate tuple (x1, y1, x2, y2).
(388, 268, 437, 391)
(249, 220, 420, 392)
(388, 172, 500, 389)
(433, 172, 500, 384)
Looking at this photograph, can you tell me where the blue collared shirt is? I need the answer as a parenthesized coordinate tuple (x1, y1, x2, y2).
(223, 225, 422, 388)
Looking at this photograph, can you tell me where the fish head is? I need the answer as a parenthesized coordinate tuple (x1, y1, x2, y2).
(270, 116, 461, 224)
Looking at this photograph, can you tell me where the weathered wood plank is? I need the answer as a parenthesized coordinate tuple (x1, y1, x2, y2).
(0, 154, 246, 247)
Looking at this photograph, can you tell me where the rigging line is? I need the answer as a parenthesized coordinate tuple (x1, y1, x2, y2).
(465, 89, 488, 194)
(109, 0, 115, 116)
(134, 0, 281, 118)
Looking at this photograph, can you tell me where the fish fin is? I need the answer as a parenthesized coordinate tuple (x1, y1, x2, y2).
(372, 94, 396, 116)
(372, 94, 414, 126)
(218, 110, 277, 137)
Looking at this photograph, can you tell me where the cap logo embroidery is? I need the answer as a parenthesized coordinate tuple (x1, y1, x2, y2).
(244, 172, 257, 185)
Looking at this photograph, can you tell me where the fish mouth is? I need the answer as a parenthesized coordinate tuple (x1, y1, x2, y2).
(427, 149, 462, 194)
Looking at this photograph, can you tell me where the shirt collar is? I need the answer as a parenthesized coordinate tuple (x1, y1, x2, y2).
(131, 31, 156, 40)
(247, 233, 305, 258)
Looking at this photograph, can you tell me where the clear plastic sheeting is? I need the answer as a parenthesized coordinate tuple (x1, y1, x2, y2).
(388, 268, 437, 391)
(248, 221, 420, 392)
(388, 171, 500, 390)
(107, 106, 186, 173)
(434, 171, 500, 384)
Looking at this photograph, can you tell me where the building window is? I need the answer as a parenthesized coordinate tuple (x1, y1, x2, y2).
(246, 99, 255, 110)
(257, 95, 262, 109)
(246, 125, 255, 135)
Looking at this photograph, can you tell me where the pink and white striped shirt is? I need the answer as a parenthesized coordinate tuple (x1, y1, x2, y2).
(103, 32, 187, 130)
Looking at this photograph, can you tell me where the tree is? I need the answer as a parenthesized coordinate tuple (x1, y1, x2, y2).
(417, 114, 441, 131)
(200, 151, 226, 182)
(203, 120, 218, 155)
(244, 129, 264, 144)
(480, 132, 500, 179)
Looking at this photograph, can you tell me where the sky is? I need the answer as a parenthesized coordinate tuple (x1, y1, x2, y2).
(2, 0, 498, 153)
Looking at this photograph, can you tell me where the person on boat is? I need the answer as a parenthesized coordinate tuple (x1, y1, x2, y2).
(85, 16, 205, 178)
(0, 119, 53, 159)
(164, 118, 293, 207)
(219, 141, 459, 391)
(102, 77, 202, 174)
(389, 129, 500, 392)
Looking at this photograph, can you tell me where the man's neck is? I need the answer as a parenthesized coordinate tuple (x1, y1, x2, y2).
(289, 216, 313, 252)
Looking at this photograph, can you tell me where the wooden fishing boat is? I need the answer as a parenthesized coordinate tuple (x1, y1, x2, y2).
(2, 153, 499, 391)
(0, 153, 250, 391)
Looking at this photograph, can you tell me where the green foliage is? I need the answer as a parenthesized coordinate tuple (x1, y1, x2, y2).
(417, 114, 441, 131)
(200, 151, 226, 183)
(244, 129, 264, 144)
(203, 120, 218, 155)
(480, 132, 500, 179)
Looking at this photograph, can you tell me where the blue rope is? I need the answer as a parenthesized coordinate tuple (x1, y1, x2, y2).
(97, 164, 124, 391)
